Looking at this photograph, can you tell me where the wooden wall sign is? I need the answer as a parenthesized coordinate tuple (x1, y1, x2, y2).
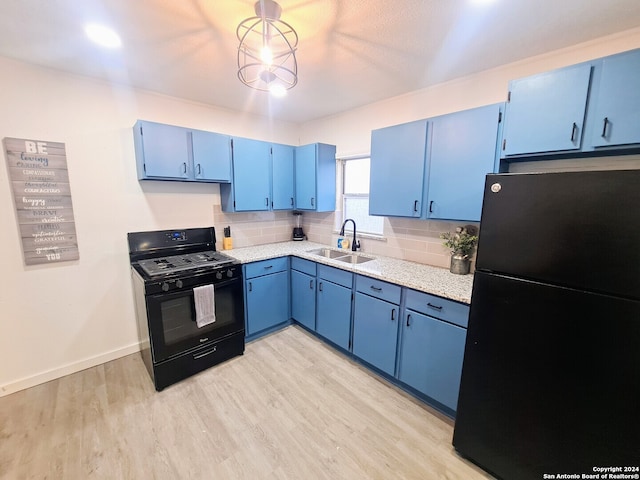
(4, 137, 79, 265)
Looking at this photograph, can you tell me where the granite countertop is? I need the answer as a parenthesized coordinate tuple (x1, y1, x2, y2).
(222, 241, 474, 304)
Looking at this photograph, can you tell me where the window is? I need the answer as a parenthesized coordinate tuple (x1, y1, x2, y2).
(341, 157, 384, 236)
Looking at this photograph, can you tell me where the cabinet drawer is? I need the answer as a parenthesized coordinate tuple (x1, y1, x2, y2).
(291, 257, 316, 276)
(355, 275, 401, 304)
(318, 264, 352, 288)
(244, 257, 289, 279)
(405, 289, 469, 328)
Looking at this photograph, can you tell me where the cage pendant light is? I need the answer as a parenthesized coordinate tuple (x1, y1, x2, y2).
(237, 0, 298, 93)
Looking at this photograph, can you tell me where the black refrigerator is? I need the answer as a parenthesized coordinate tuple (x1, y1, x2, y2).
(453, 170, 640, 480)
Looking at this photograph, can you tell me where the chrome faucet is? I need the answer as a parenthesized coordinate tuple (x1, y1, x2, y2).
(339, 218, 360, 251)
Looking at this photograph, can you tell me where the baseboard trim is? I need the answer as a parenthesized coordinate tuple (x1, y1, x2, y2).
(0, 342, 141, 397)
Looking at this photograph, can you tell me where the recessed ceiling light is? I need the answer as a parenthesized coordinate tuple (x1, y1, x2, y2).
(84, 23, 122, 48)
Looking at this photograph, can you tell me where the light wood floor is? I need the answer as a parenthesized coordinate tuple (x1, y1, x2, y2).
(0, 326, 494, 479)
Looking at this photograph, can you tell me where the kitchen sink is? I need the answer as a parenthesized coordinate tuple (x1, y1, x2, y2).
(307, 248, 347, 259)
(307, 248, 375, 265)
(335, 253, 375, 264)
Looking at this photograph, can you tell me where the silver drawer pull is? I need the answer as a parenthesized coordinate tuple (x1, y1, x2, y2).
(194, 346, 217, 359)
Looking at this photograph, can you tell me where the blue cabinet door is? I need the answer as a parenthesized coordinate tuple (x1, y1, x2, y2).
(271, 144, 295, 210)
(502, 63, 592, 156)
(135, 121, 191, 179)
(245, 271, 289, 335)
(191, 130, 232, 182)
(295, 144, 316, 210)
(291, 269, 316, 330)
(294, 143, 336, 212)
(425, 104, 502, 222)
(589, 49, 640, 148)
(316, 280, 351, 350)
(398, 310, 467, 411)
(370, 120, 427, 217)
(232, 138, 271, 211)
(352, 292, 400, 375)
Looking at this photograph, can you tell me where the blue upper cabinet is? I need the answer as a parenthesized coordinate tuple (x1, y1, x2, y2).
(294, 143, 336, 212)
(271, 143, 295, 210)
(370, 120, 428, 217)
(425, 103, 503, 222)
(190, 129, 232, 182)
(133, 120, 232, 182)
(221, 137, 271, 212)
(501, 63, 592, 157)
(134, 120, 191, 180)
(588, 49, 640, 149)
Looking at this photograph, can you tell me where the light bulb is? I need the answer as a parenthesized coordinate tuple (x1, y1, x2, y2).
(269, 83, 287, 98)
(260, 46, 273, 65)
(84, 24, 122, 48)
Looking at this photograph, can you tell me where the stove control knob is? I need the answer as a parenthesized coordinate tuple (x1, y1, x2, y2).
(161, 282, 170, 292)
(216, 271, 223, 280)
(176, 279, 183, 288)
(226, 269, 234, 278)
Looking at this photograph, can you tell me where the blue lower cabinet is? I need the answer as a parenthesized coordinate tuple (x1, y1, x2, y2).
(316, 280, 351, 350)
(291, 269, 316, 330)
(352, 292, 400, 376)
(245, 270, 289, 336)
(398, 310, 467, 411)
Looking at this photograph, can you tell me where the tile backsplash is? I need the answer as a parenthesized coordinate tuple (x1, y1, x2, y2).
(213, 203, 478, 271)
(301, 211, 479, 270)
(213, 204, 297, 251)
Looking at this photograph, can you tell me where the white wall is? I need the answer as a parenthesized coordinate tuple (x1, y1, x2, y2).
(0, 57, 298, 395)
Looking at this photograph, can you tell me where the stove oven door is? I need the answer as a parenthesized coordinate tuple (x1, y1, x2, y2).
(145, 275, 244, 362)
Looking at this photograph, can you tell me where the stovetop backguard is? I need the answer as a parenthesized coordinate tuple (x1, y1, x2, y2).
(127, 227, 217, 262)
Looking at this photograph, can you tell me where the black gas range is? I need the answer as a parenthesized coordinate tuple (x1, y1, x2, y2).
(128, 227, 245, 391)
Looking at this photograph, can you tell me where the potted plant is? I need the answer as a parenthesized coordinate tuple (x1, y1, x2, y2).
(440, 225, 479, 274)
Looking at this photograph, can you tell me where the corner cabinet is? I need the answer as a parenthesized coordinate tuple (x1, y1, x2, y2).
(369, 120, 428, 217)
(133, 120, 231, 182)
(425, 104, 503, 222)
(244, 257, 290, 338)
(294, 143, 337, 212)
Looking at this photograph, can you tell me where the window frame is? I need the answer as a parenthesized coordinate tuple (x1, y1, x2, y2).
(339, 154, 384, 238)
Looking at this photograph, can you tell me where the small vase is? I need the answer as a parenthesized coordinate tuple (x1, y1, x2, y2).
(450, 253, 470, 275)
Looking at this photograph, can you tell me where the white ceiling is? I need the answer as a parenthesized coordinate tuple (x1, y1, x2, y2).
(1, 0, 640, 124)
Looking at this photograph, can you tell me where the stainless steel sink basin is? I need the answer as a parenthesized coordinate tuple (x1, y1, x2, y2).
(335, 253, 375, 264)
(307, 248, 347, 259)
(307, 248, 375, 264)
